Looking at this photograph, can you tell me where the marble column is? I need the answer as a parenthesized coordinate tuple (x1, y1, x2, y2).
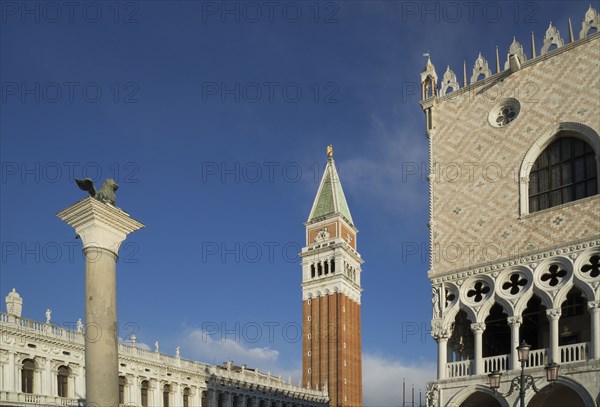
(507, 316, 523, 370)
(471, 322, 486, 375)
(7, 351, 15, 392)
(76, 364, 85, 399)
(209, 389, 218, 407)
(437, 337, 448, 379)
(225, 392, 234, 407)
(45, 358, 52, 396)
(547, 308, 562, 364)
(588, 301, 600, 359)
(58, 197, 144, 407)
(432, 321, 452, 380)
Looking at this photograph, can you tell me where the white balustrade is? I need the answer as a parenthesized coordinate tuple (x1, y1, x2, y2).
(446, 360, 471, 378)
(483, 354, 509, 373)
(560, 342, 588, 364)
(526, 348, 548, 368)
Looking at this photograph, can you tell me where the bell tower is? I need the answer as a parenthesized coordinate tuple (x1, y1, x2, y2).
(301, 146, 363, 407)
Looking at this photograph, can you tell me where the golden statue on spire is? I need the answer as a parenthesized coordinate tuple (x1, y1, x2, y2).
(327, 145, 333, 158)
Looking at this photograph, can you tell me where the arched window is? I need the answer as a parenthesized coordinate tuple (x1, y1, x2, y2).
(310, 264, 315, 278)
(57, 365, 69, 397)
(163, 384, 171, 407)
(183, 387, 190, 407)
(141, 380, 149, 407)
(119, 376, 127, 404)
(21, 359, 35, 393)
(331, 259, 335, 273)
(528, 136, 597, 212)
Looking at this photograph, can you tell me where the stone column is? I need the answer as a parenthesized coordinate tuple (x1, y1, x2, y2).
(588, 301, 600, 359)
(45, 358, 53, 396)
(507, 316, 523, 370)
(75, 364, 85, 399)
(225, 392, 234, 407)
(209, 389, 218, 407)
(432, 321, 451, 380)
(471, 323, 486, 375)
(7, 351, 15, 392)
(437, 337, 448, 379)
(547, 308, 562, 364)
(58, 197, 144, 407)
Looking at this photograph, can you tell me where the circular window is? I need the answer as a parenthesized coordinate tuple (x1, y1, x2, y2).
(488, 98, 521, 128)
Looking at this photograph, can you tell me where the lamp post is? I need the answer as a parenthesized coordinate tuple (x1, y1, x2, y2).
(488, 341, 560, 407)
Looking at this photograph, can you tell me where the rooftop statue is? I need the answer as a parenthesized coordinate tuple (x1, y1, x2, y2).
(76, 178, 119, 205)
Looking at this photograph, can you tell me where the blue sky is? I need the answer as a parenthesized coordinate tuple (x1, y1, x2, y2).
(1, 0, 597, 404)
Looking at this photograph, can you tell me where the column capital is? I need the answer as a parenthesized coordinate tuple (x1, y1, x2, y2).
(57, 197, 144, 256)
(431, 320, 453, 340)
(588, 300, 600, 311)
(470, 322, 486, 333)
(507, 316, 523, 326)
(546, 308, 562, 320)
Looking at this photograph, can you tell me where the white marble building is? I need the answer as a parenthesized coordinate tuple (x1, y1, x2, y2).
(420, 6, 600, 407)
(0, 289, 328, 407)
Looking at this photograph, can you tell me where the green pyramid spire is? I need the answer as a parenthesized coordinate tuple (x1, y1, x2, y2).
(307, 152, 354, 225)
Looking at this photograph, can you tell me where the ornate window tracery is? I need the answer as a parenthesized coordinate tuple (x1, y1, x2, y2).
(581, 255, 600, 278)
(466, 281, 490, 303)
(502, 273, 528, 295)
(541, 264, 568, 287)
(528, 136, 597, 212)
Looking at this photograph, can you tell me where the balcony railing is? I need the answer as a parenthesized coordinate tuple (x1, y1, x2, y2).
(447, 360, 471, 378)
(526, 347, 548, 368)
(483, 354, 509, 373)
(0, 392, 82, 405)
(445, 342, 589, 379)
(560, 342, 588, 364)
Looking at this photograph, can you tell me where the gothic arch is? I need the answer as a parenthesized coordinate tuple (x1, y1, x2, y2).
(446, 302, 478, 326)
(518, 122, 600, 216)
(523, 375, 595, 407)
(486, 296, 515, 319)
(554, 278, 595, 308)
(446, 384, 510, 407)
(515, 288, 553, 317)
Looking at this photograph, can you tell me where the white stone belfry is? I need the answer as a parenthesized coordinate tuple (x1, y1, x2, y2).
(57, 197, 144, 407)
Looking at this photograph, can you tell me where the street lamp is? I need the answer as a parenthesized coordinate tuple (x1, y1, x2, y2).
(488, 341, 560, 407)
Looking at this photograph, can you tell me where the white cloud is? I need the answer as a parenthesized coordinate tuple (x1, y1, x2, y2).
(181, 329, 306, 384)
(363, 353, 435, 407)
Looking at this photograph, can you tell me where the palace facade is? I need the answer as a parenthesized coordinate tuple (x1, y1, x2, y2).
(0, 289, 329, 407)
(421, 6, 600, 407)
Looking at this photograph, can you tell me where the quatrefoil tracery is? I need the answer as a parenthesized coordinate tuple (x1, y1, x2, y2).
(502, 273, 528, 295)
(581, 255, 600, 278)
(467, 281, 490, 303)
(541, 264, 567, 287)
